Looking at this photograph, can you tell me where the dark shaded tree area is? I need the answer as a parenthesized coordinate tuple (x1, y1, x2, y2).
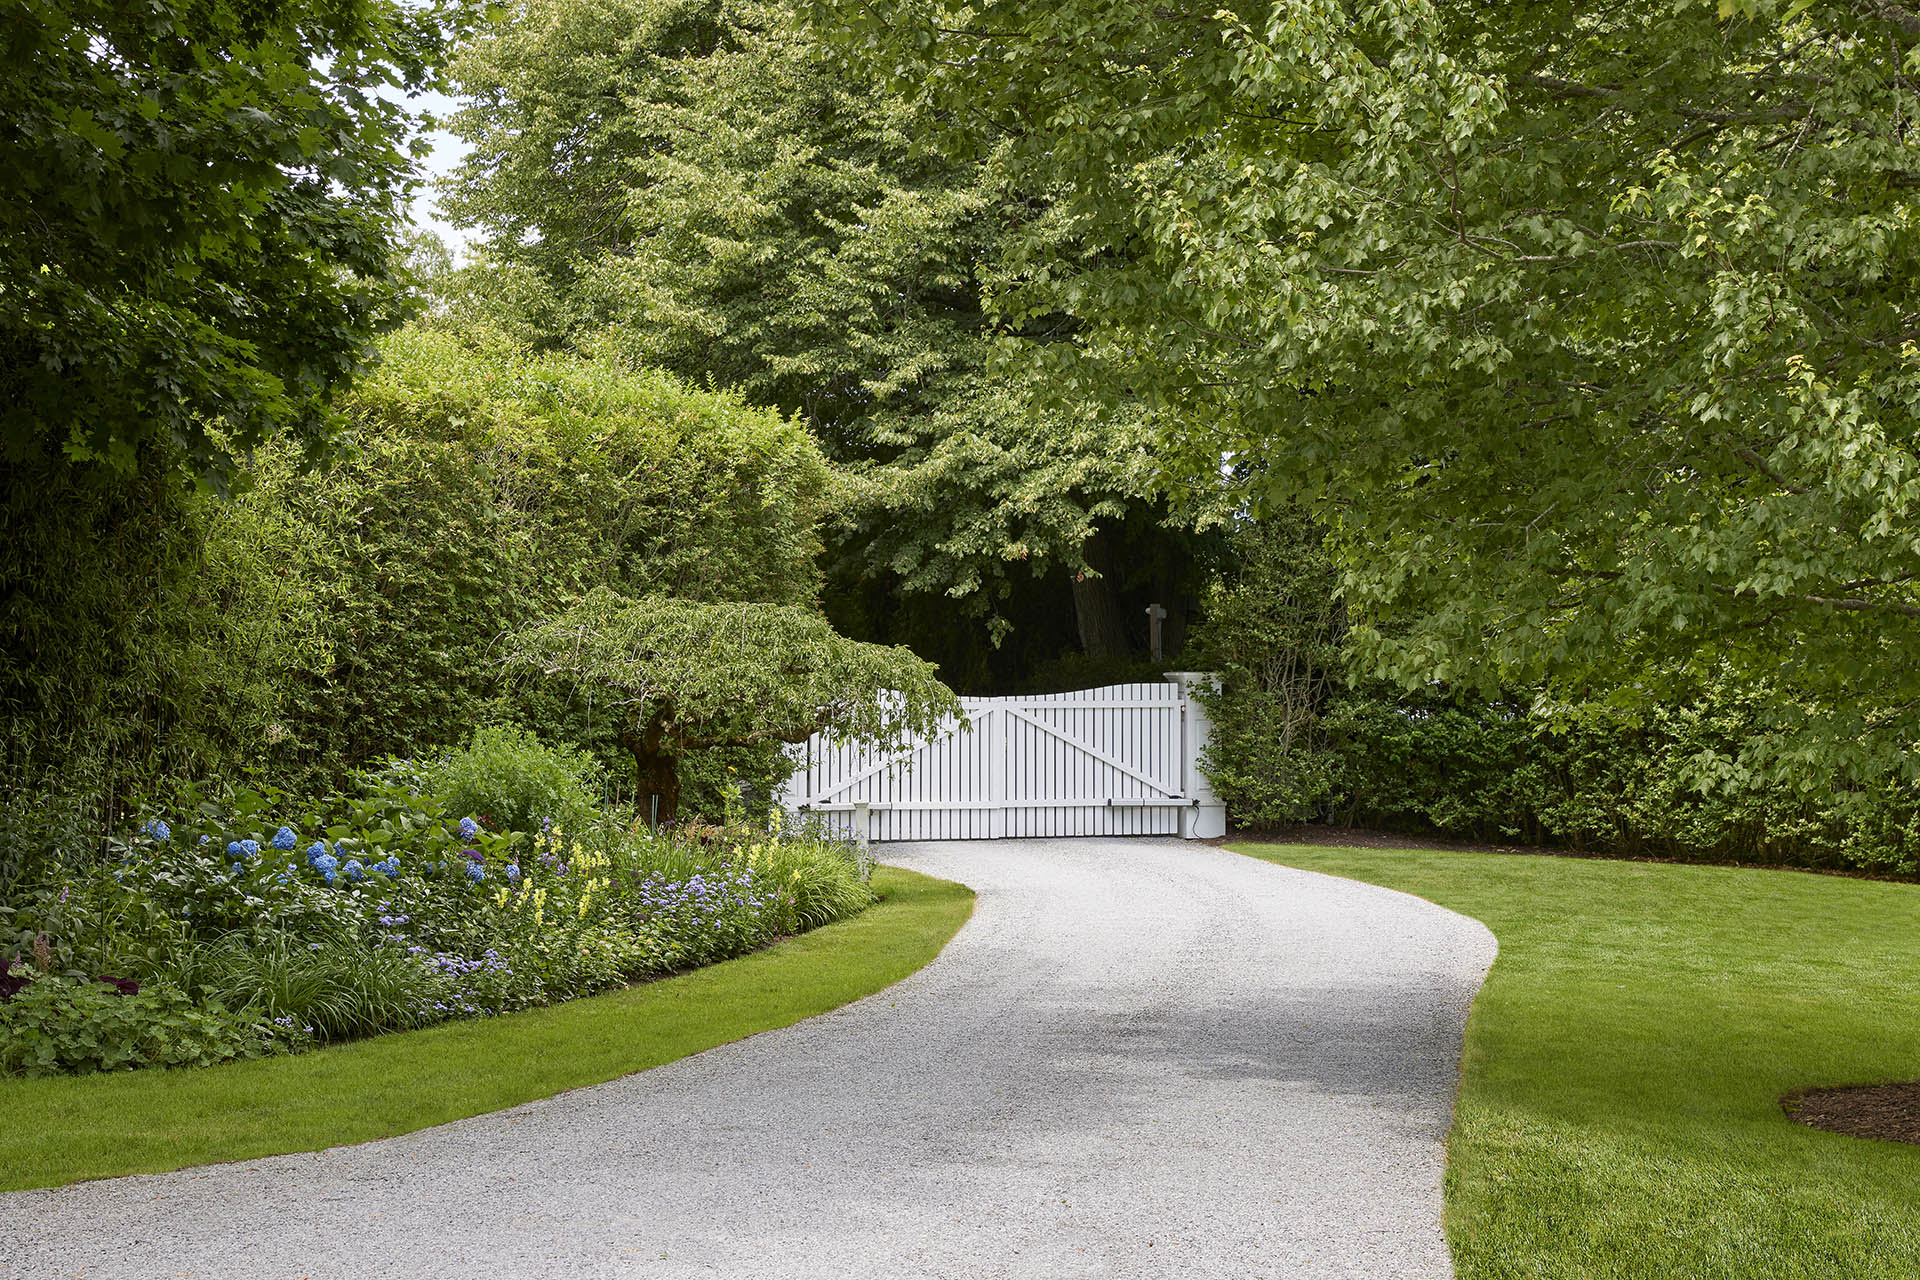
(438, 0, 1215, 687)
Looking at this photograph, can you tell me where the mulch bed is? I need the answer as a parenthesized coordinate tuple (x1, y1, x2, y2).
(1782, 1083, 1920, 1145)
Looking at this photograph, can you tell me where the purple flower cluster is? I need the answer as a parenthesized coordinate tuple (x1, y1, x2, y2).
(625, 867, 779, 970)
(426, 949, 512, 980)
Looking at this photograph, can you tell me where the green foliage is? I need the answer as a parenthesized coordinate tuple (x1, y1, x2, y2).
(404, 725, 604, 837)
(505, 587, 962, 767)
(442, 0, 1206, 659)
(1187, 515, 1345, 824)
(0, 0, 454, 483)
(819, 0, 1920, 781)
(0, 456, 333, 862)
(1196, 516, 1920, 872)
(1320, 686, 1920, 875)
(271, 326, 834, 793)
(172, 929, 445, 1044)
(743, 833, 876, 933)
(0, 975, 275, 1077)
(0, 324, 836, 823)
(2, 763, 896, 1077)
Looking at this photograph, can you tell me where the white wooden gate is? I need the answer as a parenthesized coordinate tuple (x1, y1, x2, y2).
(778, 673, 1226, 842)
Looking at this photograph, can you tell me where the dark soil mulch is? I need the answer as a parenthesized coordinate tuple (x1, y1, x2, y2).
(1783, 1083, 1920, 1145)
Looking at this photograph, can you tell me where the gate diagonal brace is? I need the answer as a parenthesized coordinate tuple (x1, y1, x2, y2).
(798, 709, 985, 806)
(1001, 705, 1179, 798)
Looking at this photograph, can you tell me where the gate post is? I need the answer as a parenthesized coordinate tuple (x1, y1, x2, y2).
(1167, 672, 1227, 839)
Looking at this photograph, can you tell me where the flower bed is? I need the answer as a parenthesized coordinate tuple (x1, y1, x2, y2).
(0, 780, 872, 1077)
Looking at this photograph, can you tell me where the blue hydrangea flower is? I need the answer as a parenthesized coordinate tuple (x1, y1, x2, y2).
(314, 853, 339, 878)
(458, 817, 480, 839)
(323, 870, 337, 886)
(231, 861, 245, 877)
(270, 826, 297, 851)
(465, 861, 486, 883)
(306, 840, 328, 865)
(198, 834, 210, 845)
(143, 819, 170, 842)
(239, 839, 261, 858)
(344, 859, 366, 882)
(505, 862, 521, 884)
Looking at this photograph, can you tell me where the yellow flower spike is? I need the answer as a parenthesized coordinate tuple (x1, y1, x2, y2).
(495, 887, 510, 907)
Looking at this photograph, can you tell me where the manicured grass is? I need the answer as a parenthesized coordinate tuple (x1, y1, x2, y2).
(1235, 844, 1920, 1280)
(0, 865, 972, 1192)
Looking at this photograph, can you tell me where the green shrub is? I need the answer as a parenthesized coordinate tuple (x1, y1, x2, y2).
(1186, 513, 1345, 825)
(0, 973, 277, 1076)
(407, 725, 602, 836)
(739, 833, 876, 934)
(4, 781, 889, 1077)
(1193, 514, 1920, 874)
(272, 327, 833, 795)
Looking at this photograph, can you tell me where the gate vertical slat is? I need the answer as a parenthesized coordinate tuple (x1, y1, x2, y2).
(780, 679, 1216, 841)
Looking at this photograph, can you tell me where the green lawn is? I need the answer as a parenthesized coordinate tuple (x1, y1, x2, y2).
(1236, 844, 1920, 1280)
(0, 864, 972, 1192)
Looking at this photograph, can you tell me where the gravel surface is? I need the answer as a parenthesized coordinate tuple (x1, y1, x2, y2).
(0, 838, 1495, 1279)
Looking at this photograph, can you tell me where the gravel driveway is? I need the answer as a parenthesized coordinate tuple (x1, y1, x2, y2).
(0, 839, 1495, 1279)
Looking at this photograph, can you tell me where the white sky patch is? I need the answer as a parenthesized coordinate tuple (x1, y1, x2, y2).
(395, 86, 477, 260)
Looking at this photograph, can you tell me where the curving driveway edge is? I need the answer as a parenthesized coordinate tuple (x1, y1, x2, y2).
(0, 838, 1495, 1279)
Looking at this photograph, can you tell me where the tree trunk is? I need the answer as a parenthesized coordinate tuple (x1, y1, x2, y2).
(623, 711, 682, 827)
(1070, 530, 1133, 658)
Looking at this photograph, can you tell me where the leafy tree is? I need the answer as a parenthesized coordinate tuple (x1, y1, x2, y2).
(506, 588, 960, 819)
(0, 0, 454, 483)
(443, 0, 1209, 667)
(819, 0, 1920, 780)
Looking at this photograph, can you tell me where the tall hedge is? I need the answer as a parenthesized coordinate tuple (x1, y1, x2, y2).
(1, 328, 832, 847)
(0, 452, 332, 880)
(274, 328, 833, 793)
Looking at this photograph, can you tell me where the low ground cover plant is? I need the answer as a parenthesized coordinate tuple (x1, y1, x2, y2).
(0, 740, 873, 1077)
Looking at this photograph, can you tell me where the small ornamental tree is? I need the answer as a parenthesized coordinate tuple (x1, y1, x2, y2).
(506, 589, 961, 821)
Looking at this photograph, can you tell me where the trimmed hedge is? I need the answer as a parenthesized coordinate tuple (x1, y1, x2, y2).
(1, 327, 832, 876)
(1192, 516, 1920, 876)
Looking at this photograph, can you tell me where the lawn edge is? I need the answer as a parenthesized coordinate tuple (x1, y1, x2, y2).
(0, 863, 975, 1192)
